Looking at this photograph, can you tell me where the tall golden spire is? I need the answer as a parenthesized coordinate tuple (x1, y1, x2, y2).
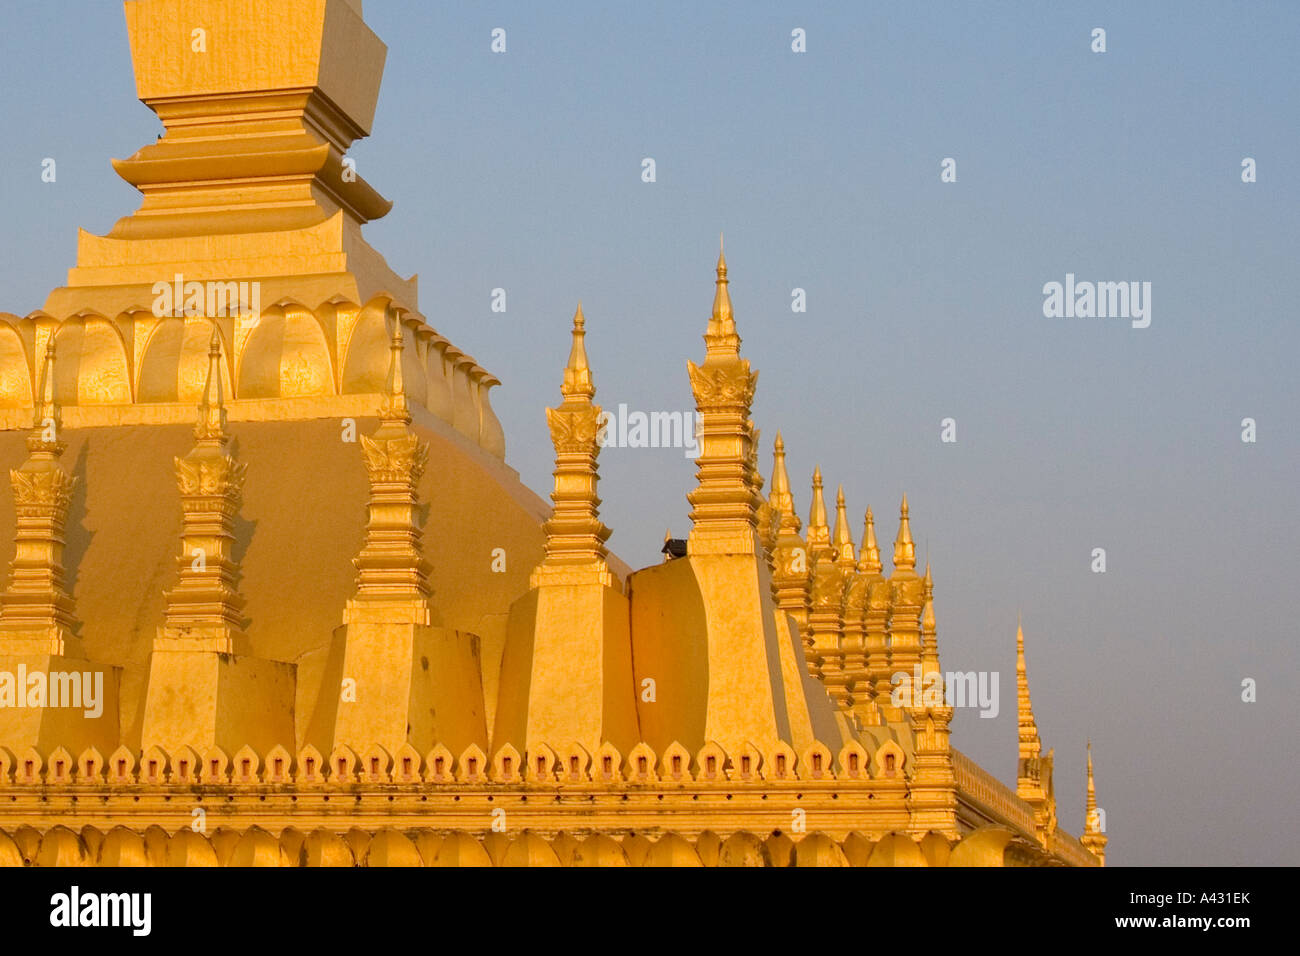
(687, 242, 760, 555)
(539, 303, 613, 580)
(907, 560, 958, 835)
(1085, 740, 1097, 821)
(160, 328, 249, 652)
(857, 506, 882, 574)
(1082, 739, 1108, 864)
(1014, 618, 1057, 842)
(1016, 618, 1041, 762)
(768, 432, 812, 651)
(806, 467, 831, 562)
(857, 505, 891, 725)
(881, 494, 924, 708)
(832, 485, 856, 569)
(921, 563, 939, 673)
(893, 493, 916, 572)
(0, 339, 80, 653)
(347, 316, 432, 621)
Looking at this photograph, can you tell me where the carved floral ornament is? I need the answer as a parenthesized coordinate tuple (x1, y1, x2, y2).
(174, 454, 246, 498)
(359, 432, 428, 484)
(9, 468, 76, 510)
(546, 404, 602, 454)
(687, 360, 758, 409)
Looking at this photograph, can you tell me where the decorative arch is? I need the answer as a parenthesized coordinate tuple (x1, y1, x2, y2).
(795, 832, 849, 868)
(136, 316, 232, 403)
(364, 830, 422, 867)
(501, 832, 561, 868)
(340, 299, 425, 400)
(718, 831, 770, 867)
(52, 314, 131, 405)
(236, 303, 334, 399)
(430, 832, 492, 867)
(642, 833, 701, 867)
(867, 832, 928, 867)
(0, 319, 31, 408)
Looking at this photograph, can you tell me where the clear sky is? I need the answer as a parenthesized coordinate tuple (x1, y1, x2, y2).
(2, 1, 1297, 865)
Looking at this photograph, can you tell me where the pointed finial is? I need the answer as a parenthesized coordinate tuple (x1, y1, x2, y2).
(33, 338, 59, 434)
(921, 562, 938, 664)
(805, 467, 831, 559)
(195, 326, 228, 441)
(769, 431, 800, 532)
(832, 484, 855, 565)
(561, 302, 595, 401)
(379, 317, 411, 424)
(711, 233, 732, 326)
(893, 493, 915, 571)
(857, 507, 882, 573)
(810, 467, 827, 527)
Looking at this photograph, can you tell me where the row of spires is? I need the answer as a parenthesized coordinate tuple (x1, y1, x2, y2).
(0, 241, 1105, 861)
(543, 237, 1104, 859)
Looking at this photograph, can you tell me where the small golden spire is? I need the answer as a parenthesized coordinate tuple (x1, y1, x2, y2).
(920, 562, 941, 678)
(769, 432, 799, 529)
(380, 317, 411, 425)
(857, 507, 882, 574)
(703, 232, 739, 354)
(194, 327, 227, 443)
(561, 301, 595, 401)
(893, 493, 915, 572)
(832, 484, 855, 566)
(810, 468, 827, 524)
(806, 466, 831, 560)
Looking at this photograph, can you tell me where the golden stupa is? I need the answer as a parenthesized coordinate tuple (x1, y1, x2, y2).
(0, 0, 1106, 867)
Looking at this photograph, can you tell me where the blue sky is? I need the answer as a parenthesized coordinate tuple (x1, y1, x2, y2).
(2, 1, 1297, 864)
